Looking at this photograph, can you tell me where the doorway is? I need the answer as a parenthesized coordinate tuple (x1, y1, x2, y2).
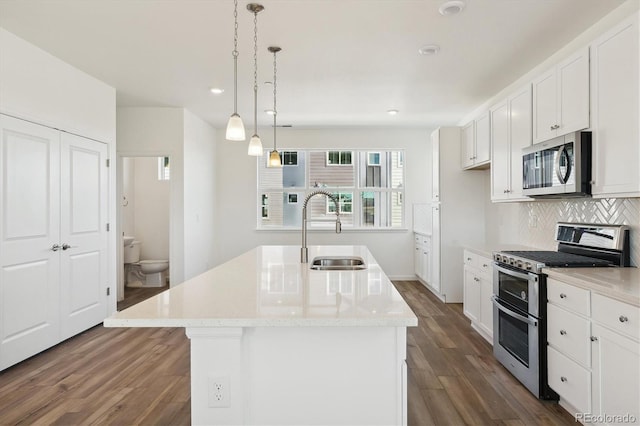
(117, 155, 171, 309)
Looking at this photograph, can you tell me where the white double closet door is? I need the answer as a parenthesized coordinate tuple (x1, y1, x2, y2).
(0, 114, 108, 370)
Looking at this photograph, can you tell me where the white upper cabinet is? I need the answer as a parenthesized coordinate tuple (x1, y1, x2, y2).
(431, 130, 440, 202)
(461, 112, 491, 170)
(490, 85, 532, 202)
(475, 112, 491, 165)
(461, 121, 475, 169)
(590, 13, 640, 198)
(533, 47, 590, 143)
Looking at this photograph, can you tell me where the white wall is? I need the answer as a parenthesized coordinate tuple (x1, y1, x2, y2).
(183, 110, 217, 280)
(0, 28, 115, 143)
(122, 157, 136, 237)
(116, 107, 184, 286)
(214, 127, 432, 279)
(132, 157, 170, 261)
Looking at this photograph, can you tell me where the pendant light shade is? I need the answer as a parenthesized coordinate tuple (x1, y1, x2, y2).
(248, 135, 263, 156)
(267, 46, 282, 167)
(226, 113, 245, 141)
(268, 149, 281, 167)
(225, 0, 246, 141)
(247, 3, 264, 156)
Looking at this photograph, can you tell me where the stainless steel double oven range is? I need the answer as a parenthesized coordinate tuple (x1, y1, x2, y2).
(492, 222, 630, 399)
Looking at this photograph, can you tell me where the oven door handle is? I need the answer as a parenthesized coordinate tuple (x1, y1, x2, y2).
(494, 263, 537, 282)
(491, 296, 538, 326)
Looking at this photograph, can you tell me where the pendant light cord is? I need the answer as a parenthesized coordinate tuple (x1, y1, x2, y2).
(253, 10, 258, 137)
(273, 49, 277, 151)
(232, 0, 239, 114)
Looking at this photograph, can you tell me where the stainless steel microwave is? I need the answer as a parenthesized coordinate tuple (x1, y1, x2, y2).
(522, 131, 592, 198)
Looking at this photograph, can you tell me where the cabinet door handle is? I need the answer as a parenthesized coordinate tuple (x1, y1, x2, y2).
(474, 277, 480, 282)
(482, 264, 488, 268)
(619, 315, 629, 323)
(560, 376, 567, 383)
(559, 293, 567, 299)
(590, 336, 598, 342)
(560, 330, 567, 336)
(467, 257, 472, 261)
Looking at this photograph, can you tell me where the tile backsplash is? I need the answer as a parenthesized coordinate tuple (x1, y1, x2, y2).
(518, 198, 640, 267)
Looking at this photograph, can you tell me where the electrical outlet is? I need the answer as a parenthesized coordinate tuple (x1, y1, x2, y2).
(208, 376, 230, 408)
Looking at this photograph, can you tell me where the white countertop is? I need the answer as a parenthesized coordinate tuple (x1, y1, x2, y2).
(544, 267, 640, 307)
(105, 245, 418, 328)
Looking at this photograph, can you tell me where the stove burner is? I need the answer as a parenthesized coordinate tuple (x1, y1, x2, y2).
(501, 250, 613, 267)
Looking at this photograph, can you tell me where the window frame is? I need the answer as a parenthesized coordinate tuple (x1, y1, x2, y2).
(280, 151, 299, 166)
(326, 191, 354, 215)
(326, 150, 353, 166)
(257, 148, 405, 230)
(367, 152, 381, 166)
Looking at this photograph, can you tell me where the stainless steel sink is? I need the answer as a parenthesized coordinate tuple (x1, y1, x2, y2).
(310, 256, 367, 270)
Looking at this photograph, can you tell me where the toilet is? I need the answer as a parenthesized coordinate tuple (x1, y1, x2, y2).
(124, 240, 169, 288)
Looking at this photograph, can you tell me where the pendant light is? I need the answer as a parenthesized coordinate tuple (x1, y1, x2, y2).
(267, 46, 282, 167)
(225, 0, 246, 141)
(247, 3, 264, 156)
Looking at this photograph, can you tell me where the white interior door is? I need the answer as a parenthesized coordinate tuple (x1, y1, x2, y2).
(0, 115, 61, 370)
(59, 132, 108, 340)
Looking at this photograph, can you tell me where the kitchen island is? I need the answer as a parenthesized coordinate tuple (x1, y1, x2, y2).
(105, 245, 418, 425)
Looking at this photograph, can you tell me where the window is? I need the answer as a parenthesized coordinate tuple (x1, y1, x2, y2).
(280, 151, 298, 166)
(326, 151, 352, 165)
(326, 192, 353, 215)
(158, 156, 170, 180)
(257, 149, 404, 229)
(261, 194, 269, 219)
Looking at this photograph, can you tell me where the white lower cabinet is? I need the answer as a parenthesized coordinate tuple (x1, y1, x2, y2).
(547, 277, 640, 424)
(591, 323, 640, 425)
(462, 250, 493, 343)
(414, 233, 431, 285)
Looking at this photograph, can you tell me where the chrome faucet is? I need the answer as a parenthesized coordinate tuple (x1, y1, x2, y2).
(301, 190, 342, 263)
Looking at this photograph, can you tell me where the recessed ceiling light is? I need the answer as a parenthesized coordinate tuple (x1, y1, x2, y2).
(265, 109, 276, 115)
(418, 44, 440, 56)
(438, 0, 465, 16)
(387, 109, 399, 116)
(210, 87, 224, 95)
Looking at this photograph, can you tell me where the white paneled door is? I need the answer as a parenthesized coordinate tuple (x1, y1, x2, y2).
(0, 115, 108, 370)
(0, 115, 61, 369)
(59, 132, 108, 340)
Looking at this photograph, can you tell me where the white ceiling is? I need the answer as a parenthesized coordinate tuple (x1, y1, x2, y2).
(0, 0, 626, 129)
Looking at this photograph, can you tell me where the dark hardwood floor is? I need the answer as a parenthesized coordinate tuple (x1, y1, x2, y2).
(117, 285, 168, 311)
(0, 281, 575, 425)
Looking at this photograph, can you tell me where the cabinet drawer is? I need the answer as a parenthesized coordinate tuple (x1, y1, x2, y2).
(477, 256, 492, 277)
(548, 346, 591, 414)
(547, 278, 590, 316)
(592, 293, 639, 341)
(547, 303, 590, 367)
(463, 250, 479, 268)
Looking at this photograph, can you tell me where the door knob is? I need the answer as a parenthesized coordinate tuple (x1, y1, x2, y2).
(62, 243, 77, 251)
(51, 244, 61, 252)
